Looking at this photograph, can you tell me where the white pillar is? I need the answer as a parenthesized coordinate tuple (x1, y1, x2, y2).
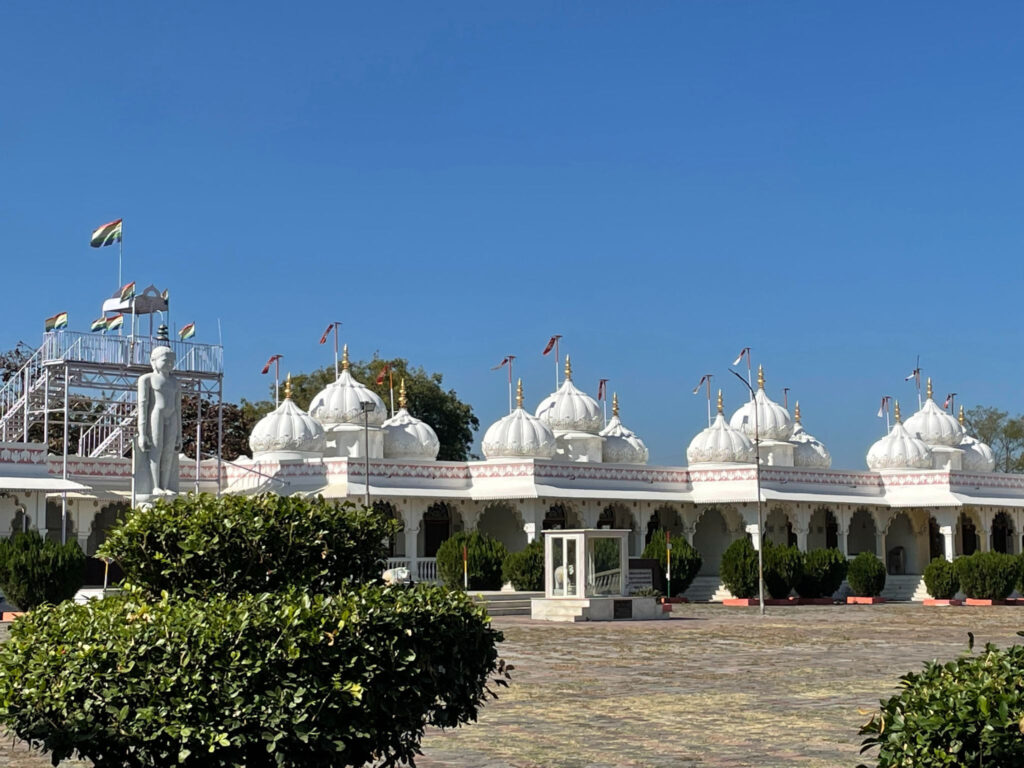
(746, 522, 762, 552)
(940, 525, 955, 562)
(523, 522, 537, 544)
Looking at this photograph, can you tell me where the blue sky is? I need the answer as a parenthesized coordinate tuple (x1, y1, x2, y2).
(2, 3, 1023, 468)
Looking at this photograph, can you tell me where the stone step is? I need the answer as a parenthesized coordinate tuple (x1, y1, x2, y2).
(471, 591, 541, 617)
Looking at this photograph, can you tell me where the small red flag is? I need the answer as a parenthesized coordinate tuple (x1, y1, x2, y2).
(542, 335, 561, 356)
(376, 364, 390, 385)
(319, 324, 333, 345)
(732, 347, 750, 366)
(491, 356, 512, 370)
(261, 354, 282, 375)
(597, 379, 608, 400)
(943, 393, 956, 410)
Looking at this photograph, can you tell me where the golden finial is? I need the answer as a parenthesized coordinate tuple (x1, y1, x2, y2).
(342, 344, 350, 371)
(959, 404, 965, 426)
(716, 389, 723, 414)
(794, 401, 801, 423)
(926, 377, 933, 400)
(399, 378, 407, 410)
(894, 401, 902, 423)
(284, 373, 292, 400)
(516, 378, 524, 409)
(757, 364, 765, 390)
(612, 392, 619, 418)
(564, 354, 572, 381)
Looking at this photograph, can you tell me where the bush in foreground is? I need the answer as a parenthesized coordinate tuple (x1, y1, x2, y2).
(0, 531, 85, 611)
(923, 557, 959, 599)
(858, 637, 1024, 767)
(642, 530, 702, 597)
(437, 531, 508, 591)
(720, 537, 759, 599)
(796, 548, 848, 599)
(954, 551, 1017, 601)
(847, 552, 886, 597)
(502, 540, 543, 591)
(0, 584, 504, 768)
(762, 543, 803, 599)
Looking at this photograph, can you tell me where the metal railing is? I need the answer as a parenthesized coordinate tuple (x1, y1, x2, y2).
(0, 344, 46, 442)
(41, 331, 223, 374)
(77, 389, 137, 457)
(385, 557, 440, 583)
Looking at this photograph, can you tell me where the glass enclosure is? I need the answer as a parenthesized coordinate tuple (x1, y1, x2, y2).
(544, 529, 629, 599)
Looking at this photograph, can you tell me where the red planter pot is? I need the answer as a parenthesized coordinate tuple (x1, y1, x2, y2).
(923, 598, 962, 606)
(964, 598, 1009, 606)
(846, 596, 885, 605)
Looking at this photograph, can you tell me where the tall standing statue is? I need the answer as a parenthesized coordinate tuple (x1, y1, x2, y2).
(133, 326, 182, 501)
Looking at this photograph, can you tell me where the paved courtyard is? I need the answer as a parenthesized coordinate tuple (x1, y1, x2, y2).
(2, 603, 1023, 767)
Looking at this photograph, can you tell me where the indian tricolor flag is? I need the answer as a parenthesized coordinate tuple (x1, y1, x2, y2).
(178, 322, 196, 341)
(119, 281, 136, 302)
(90, 219, 122, 248)
(45, 312, 68, 331)
(105, 314, 124, 332)
(90, 316, 108, 332)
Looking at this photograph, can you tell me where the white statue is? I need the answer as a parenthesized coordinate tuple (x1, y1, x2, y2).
(133, 338, 182, 500)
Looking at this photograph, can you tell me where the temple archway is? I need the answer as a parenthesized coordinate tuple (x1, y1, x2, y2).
(992, 511, 1014, 554)
(478, 502, 526, 552)
(764, 507, 793, 547)
(807, 507, 838, 550)
(375, 501, 402, 556)
(598, 503, 633, 531)
(847, 508, 876, 556)
(957, 511, 979, 556)
(645, 505, 683, 545)
(543, 503, 580, 531)
(421, 502, 455, 557)
(45, 500, 76, 545)
(693, 507, 730, 576)
(885, 512, 917, 574)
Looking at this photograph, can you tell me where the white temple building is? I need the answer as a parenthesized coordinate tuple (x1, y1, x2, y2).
(0, 328, 1019, 600)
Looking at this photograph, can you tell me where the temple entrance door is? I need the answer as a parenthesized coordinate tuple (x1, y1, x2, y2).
(423, 504, 452, 557)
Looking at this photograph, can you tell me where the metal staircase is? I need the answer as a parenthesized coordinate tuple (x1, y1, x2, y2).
(76, 390, 137, 458)
(0, 344, 49, 442)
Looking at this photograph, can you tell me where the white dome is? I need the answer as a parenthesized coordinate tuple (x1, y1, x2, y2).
(867, 411, 932, 470)
(728, 366, 793, 441)
(789, 404, 831, 469)
(535, 357, 602, 434)
(381, 382, 440, 460)
(960, 434, 995, 473)
(903, 381, 963, 447)
(688, 393, 756, 464)
(599, 395, 649, 465)
(308, 347, 387, 428)
(483, 381, 556, 459)
(249, 395, 325, 458)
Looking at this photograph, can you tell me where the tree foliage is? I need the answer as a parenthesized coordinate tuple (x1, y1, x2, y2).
(641, 530, 702, 596)
(963, 406, 1024, 473)
(720, 537, 760, 599)
(502, 540, 544, 591)
(244, 356, 479, 461)
(847, 552, 886, 597)
(0, 531, 85, 611)
(436, 531, 508, 590)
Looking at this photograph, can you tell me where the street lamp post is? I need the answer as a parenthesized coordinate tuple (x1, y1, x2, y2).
(730, 368, 765, 616)
(359, 400, 374, 508)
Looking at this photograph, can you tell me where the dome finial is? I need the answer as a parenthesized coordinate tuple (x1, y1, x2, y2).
(757, 364, 765, 390)
(612, 392, 619, 418)
(794, 401, 801, 423)
(564, 354, 572, 381)
(717, 389, 723, 414)
(399, 378, 407, 410)
(894, 400, 902, 423)
(284, 373, 292, 400)
(342, 344, 350, 371)
(959, 404, 965, 426)
(926, 377, 933, 400)
(516, 378, 524, 409)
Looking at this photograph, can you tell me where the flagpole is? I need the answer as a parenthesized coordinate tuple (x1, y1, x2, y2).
(508, 355, 515, 414)
(389, 367, 395, 417)
(333, 322, 342, 381)
(554, 338, 560, 390)
(274, 357, 280, 407)
(118, 229, 123, 291)
(706, 376, 713, 427)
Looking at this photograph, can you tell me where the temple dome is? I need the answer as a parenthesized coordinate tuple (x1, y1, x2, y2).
(307, 345, 387, 428)
(957, 407, 995, 473)
(903, 379, 963, 447)
(688, 391, 756, 464)
(789, 402, 831, 469)
(728, 366, 793, 441)
(867, 403, 932, 470)
(535, 356, 603, 434)
(483, 380, 557, 459)
(382, 380, 440, 460)
(249, 384, 326, 458)
(599, 394, 649, 464)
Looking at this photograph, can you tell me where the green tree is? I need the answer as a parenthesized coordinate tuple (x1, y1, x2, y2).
(964, 406, 1024, 472)
(245, 356, 479, 461)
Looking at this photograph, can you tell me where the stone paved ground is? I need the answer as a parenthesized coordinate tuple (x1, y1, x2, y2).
(2, 604, 1022, 767)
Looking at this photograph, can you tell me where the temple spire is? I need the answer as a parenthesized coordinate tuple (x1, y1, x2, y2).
(717, 389, 723, 414)
(926, 377, 933, 400)
(894, 401, 902, 423)
(794, 401, 801, 423)
(564, 355, 572, 382)
(516, 378, 524, 409)
(959, 404, 965, 426)
(399, 378, 407, 410)
(342, 344, 350, 371)
(612, 392, 619, 418)
(284, 373, 292, 400)
(757, 364, 765, 390)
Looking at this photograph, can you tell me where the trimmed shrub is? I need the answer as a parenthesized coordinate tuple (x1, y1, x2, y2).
(642, 530, 703, 597)
(923, 557, 959, 599)
(0, 583, 504, 768)
(437, 531, 508, 591)
(0, 531, 85, 611)
(502, 540, 543, 591)
(720, 537, 759, 599)
(858, 639, 1024, 767)
(954, 551, 1017, 600)
(797, 548, 848, 598)
(762, 543, 803, 599)
(847, 552, 886, 597)
(98, 493, 398, 598)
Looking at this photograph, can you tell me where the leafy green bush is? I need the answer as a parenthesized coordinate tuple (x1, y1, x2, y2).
(796, 548, 848, 598)
(98, 493, 398, 598)
(502, 540, 543, 591)
(954, 551, 1018, 600)
(642, 530, 703, 597)
(858, 638, 1024, 767)
(0, 531, 85, 611)
(762, 543, 803, 599)
(847, 552, 886, 597)
(0, 583, 505, 768)
(720, 537, 759, 599)
(436, 531, 508, 591)
(923, 557, 959, 599)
